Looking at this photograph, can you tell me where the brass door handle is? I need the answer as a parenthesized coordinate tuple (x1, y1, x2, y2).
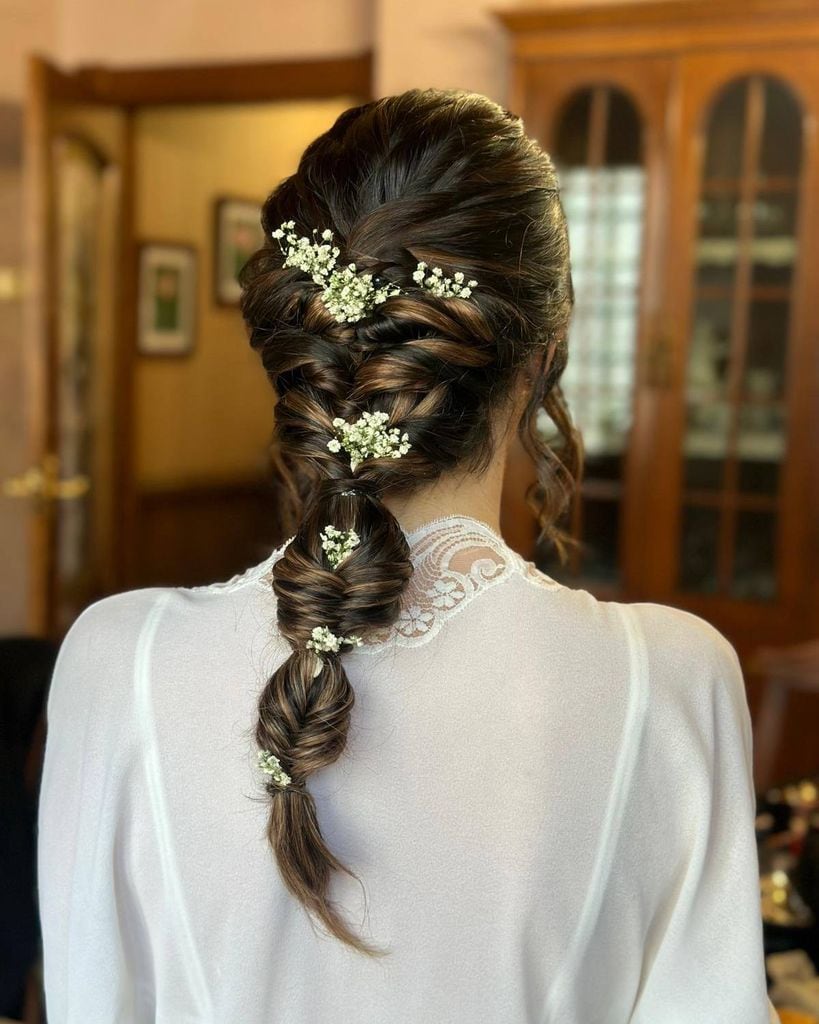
(3, 466, 46, 498)
(3, 453, 90, 501)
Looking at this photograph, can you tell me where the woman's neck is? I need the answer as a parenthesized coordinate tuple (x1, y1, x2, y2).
(380, 455, 505, 537)
(380, 386, 525, 537)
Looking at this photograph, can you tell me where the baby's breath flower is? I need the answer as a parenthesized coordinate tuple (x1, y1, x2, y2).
(272, 221, 340, 285)
(412, 260, 478, 299)
(326, 411, 411, 472)
(320, 524, 361, 569)
(271, 222, 480, 323)
(257, 749, 292, 788)
(322, 263, 401, 324)
(271, 222, 400, 324)
(305, 625, 363, 677)
(305, 625, 363, 654)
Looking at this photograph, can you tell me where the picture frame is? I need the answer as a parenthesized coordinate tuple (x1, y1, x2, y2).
(213, 196, 265, 306)
(137, 242, 197, 357)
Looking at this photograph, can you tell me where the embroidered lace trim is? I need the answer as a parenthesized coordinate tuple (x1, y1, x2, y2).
(359, 518, 558, 649)
(187, 514, 561, 647)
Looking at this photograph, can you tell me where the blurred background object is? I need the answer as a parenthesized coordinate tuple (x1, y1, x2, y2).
(0, 636, 55, 1023)
(754, 641, 819, 792)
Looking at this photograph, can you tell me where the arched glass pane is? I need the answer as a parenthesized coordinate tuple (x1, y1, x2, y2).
(554, 90, 592, 165)
(703, 79, 747, 180)
(539, 84, 645, 588)
(679, 74, 803, 600)
(759, 79, 803, 178)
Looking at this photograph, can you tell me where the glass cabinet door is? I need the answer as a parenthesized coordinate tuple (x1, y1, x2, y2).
(678, 74, 803, 601)
(539, 85, 647, 589)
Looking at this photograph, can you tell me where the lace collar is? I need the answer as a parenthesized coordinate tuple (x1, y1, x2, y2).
(191, 514, 560, 648)
(361, 515, 560, 647)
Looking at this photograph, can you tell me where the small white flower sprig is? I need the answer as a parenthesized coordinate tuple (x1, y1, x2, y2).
(412, 261, 478, 299)
(323, 265, 400, 324)
(257, 749, 292, 789)
(271, 220, 480, 324)
(305, 624, 363, 677)
(327, 411, 411, 472)
(306, 625, 363, 653)
(272, 221, 337, 282)
(319, 524, 360, 569)
(271, 220, 400, 324)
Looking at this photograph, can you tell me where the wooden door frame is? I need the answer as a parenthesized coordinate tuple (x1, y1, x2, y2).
(24, 57, 111, 634)
(25, 52, 373, 629)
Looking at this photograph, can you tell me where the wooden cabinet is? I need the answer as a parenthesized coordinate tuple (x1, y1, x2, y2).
(498, 0, 819, 657)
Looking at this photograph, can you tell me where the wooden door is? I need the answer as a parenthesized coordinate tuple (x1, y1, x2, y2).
(12, 57, 131, 636)
(514, 56, 675, 599)
(648, 47, 819, 648)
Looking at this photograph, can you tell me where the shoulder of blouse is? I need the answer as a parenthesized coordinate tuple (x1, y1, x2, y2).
(46, 586, 171, 732)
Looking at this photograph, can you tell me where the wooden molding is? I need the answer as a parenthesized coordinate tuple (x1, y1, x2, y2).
(47, 52, 373, 107)
(494, 1, 819, 58)
(137, 474, 274, 500)
(494, 0, 819, 34)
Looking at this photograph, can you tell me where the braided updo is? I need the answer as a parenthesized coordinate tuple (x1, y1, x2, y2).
(239, 87, 579, 955)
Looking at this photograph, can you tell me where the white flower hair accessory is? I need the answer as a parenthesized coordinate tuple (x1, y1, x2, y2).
(320, 524, 360, 569)
(305, 624, 363, 677)
(271, 220, 479, 324)
(327, 410, 411, 471)
(272, 220, 399, 324)
(257, 750, 292, 788)
(412, 261, 478, 298)
(306, 625, 363, 653)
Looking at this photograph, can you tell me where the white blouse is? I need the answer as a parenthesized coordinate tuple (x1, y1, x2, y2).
(37, 513, 780, 1023)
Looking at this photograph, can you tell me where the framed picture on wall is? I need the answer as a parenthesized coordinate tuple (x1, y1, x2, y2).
(137, 243, 197, 357)
(213, 196, 265, 306)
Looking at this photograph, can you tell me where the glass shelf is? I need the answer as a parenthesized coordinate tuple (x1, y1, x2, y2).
(701, 176, 799, 194)
(682, 490, 779, 511)
(697, 285, 791, 301)
(683, 431, 785, 460)
(696, 236, 796, 264)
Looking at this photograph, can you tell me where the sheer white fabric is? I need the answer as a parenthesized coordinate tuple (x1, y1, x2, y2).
(37, 514, 779, 1023)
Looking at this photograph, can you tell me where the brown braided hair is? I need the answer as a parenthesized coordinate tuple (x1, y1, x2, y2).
(239, 87, 580, 955)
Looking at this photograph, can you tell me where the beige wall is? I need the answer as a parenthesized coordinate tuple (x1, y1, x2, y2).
(0, 0, 57, 100)
(375, 0, 516, 101)
(58, 0, 373, 68)
(133, 98, 356, 489)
